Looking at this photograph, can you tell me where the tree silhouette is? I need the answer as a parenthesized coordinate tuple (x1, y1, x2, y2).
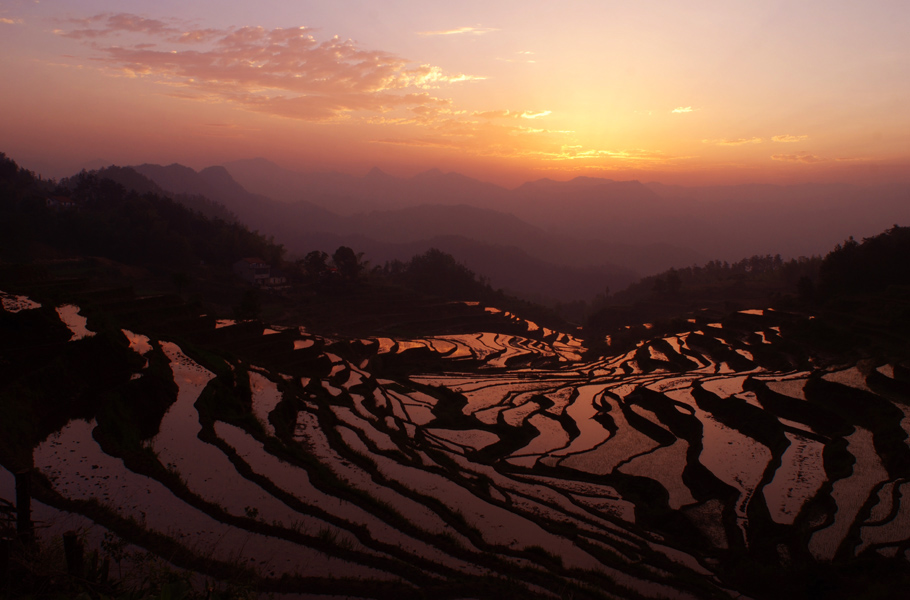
(405, 248, 487, 299)
(332, 246, 363, 281)
(301, 250, 329, 281)
(665, 268, 682, 295)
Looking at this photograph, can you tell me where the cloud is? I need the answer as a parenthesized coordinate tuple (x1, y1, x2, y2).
(771, 134, 809, 143)
(702, 137, 762, 146)
(526, 147, 682, 164)
(417, 26, 498, 37)
(57, 14, 483, 122)
(771, 152, 826, 163)
(1, 17, 24, 25)
(58, 13, 174, 39)
(471, 109, 551, 120)
(369, 137, 463, 149)
(671, 106, 694, 114)
(473, 109, 513, 119)
(520, 110, 551, 119)
(497, 50, 536, 64)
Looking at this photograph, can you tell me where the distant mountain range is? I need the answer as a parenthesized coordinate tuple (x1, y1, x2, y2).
(224, 158, 910, 259)
(93, 158, 910, 305)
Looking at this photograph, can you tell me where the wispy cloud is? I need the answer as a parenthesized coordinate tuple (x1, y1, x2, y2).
(473, 109, 513, 118)
(55, 14, 484, 122)
(671, 106, 694, 114)
(771, 134, 809, 143)
(417, 25, 498, 37)
(471, 109, 551, 120)
(369, 137, 463, 149)
(526, 147, 684, 164)
(1, 17, 24, 25)
(59, 13, 175, 39)
(498, 50, 536, 64)
(703, 137, 762, 146)
(771, 152, 826, 163)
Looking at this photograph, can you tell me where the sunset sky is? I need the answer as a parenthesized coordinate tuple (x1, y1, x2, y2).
(2, 0, 909, 186)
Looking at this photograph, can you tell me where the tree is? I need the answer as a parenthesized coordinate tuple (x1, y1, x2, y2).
(300, 250, 329, 281)
(797, 275, 815, 304)
(405, 248, 485, 299)
(665, 268, 682, 295)
(332, 246, 363, 281)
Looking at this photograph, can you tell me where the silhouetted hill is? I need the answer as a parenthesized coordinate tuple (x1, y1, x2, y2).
(819, 225, 910, 296)
(95, 166, 237, 223)
(224, 158, 512, 215)
(0, 154, 284, 271)
(130, 162, 343, 242)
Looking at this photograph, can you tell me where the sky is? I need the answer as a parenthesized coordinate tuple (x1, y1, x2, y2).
(1, 0, 909, 186)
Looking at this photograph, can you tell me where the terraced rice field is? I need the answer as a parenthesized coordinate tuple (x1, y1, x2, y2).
(3, 295, 910, 598)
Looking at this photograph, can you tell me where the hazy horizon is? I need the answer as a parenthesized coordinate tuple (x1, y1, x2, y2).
(2, 1, 909, 187)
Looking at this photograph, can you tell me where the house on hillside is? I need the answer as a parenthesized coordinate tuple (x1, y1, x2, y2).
(233, 257, 270, 285)
(46, 196, 78, 210)
(265, 269, 288, 288)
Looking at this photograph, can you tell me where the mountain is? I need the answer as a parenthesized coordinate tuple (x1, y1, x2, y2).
(130, 162, 343, 241)
(222, 158, 702, 271)
(223, 158, 512, 215)
(225, 158, 910, 264)
(94, 165, 237, 223)
(111, 163, 643, 303)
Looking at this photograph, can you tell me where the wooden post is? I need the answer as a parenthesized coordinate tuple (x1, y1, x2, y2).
(63, 531, 84, 578)
(14, 471, 32, 546)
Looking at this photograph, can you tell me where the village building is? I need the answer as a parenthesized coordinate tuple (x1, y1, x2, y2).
(45, 195, 78, 210)
(233, 257, 270, 285)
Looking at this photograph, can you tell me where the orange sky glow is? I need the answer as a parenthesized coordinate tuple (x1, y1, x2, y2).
(1, 0, 909, 186)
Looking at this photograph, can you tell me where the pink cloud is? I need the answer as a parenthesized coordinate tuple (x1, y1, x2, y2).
(58, 14, 480, 121)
